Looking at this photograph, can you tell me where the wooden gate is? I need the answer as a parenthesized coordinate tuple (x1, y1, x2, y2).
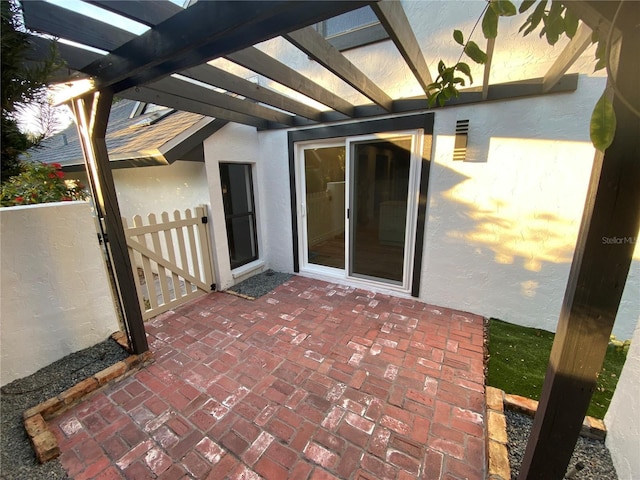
(122, 205, 214, 320)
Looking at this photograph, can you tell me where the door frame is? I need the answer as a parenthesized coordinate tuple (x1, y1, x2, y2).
(346, 132, 422, 289)
(288, 113, 435, 297)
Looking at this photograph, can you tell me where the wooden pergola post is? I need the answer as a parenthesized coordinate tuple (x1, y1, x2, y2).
(518, 19, 639, 480)
(71, 90, 149, 355)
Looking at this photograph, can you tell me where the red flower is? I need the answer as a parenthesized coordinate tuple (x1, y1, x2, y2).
(51, 163, 62, 169)
(48, 172, 56, 178)
(55, 170, 65, 178)
(15, 196, 24, 203)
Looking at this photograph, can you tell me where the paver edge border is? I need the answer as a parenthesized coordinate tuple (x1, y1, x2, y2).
(22, 332, 154, 463)
(485, 386, 608, 480)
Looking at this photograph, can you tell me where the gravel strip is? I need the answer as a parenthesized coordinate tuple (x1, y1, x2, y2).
(0, 337, 129, 479)
(227, 269, 292, 299)
(506, 409, 618, 479)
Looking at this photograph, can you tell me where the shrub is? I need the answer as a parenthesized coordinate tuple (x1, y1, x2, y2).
(0, 161, 88, 207)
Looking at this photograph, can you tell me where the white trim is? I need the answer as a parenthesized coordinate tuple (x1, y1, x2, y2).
(232, 259, 266, 279)
(294, 129, 423, 294)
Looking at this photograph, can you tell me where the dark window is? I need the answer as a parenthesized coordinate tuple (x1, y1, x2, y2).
(220, 163, 258, 269)
(317, 6, 388, 51)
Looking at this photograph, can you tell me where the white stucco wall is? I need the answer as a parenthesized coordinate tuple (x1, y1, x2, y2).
(0, 201, 120, 386)
(422, 75, 638, 340)
(203, 123, 262, 291)
(199, 2, 639, 339)
(69, 160, 210, 222)
(253, 77, 638, 339)
(606, 323, 640, 480)
(113, 161, 210, 221)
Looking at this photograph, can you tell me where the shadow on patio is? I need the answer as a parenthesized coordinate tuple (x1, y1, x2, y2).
(51, 276, 485, 479)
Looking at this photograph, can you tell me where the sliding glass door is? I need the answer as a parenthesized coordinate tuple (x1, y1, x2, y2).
(302, 144, 346, 270)
(348, 136, 412, 283)
(297, 131, 421, 291)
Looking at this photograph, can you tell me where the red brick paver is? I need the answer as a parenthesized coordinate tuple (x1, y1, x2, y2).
(51, 276, 486, 479)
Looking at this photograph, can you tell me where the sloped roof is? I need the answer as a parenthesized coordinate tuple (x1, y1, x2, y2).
(24, 99, 226, 171)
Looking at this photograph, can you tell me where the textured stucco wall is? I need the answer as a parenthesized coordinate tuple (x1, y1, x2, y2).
(200, 2, 639, 338)
(254, 79, 638, 339)
(606, 322, 640, 479)
(258, 129, 292, 274)
(422, 75, 638, 340)
(68, 160, 210, 222)
(0, 201, 120, 386)
(203, 123, 261, 291)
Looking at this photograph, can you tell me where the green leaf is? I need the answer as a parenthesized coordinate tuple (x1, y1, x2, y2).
(444, 84, 460, 99)
(453, 29, 464, 46)
(428, 92, 440, 108)
(492, 0, 517, 16)
(564, 9, 579, 38)
(590, 91, 616, 152)
(483, 7, 499, 39)
(520, 0, 547, 36)
(441, 67, 455, 84)
(464, 41, 488, 64)
(438, 60, 446, 75)
(456, 62, 474, 84)
(453, 77, 466, 86)
(519, 0, 536, 13)
(542, 2, 564, 45)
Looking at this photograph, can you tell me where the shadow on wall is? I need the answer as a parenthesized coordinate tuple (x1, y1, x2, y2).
(422, 135, 639, 340)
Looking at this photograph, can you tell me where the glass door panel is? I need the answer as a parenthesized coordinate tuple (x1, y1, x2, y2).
(349, 137, 412, 283)
(303, 146, 346, 269)
(220, 163, 258, 269)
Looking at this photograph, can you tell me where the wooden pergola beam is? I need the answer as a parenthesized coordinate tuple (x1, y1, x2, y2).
(371, 0, 433, 96)
(482, 37, 496, 101)
(542, 23, 592, 93)
(70, 90, 149, 355)
(149, 76, 295, 126)
(79, 1, 372, 93)
(227, 47, 355, 117)
(22, 0, 133, 51)
(180, 65, 324, 122)
(88, 0, 182, 26)
(519, 17, 640, 480)
(284, 27, 394, 111)
(122, 86, 269, 129)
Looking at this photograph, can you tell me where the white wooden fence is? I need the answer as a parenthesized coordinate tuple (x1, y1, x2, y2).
(122, 205, 214, 320)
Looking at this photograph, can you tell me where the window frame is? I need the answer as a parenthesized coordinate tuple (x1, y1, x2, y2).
(219, 162, 259, 270)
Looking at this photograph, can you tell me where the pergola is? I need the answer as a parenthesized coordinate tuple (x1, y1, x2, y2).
(21, 1, 639, 478)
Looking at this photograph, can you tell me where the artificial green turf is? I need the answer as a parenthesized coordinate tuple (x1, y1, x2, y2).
(486, 318, 628, 419)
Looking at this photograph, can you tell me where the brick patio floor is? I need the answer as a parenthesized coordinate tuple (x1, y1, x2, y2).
(50, 276, 486, 479)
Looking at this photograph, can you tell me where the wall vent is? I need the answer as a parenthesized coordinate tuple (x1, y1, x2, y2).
(454, 119, 469, 161)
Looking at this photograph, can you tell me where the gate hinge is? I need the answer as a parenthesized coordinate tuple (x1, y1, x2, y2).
(211, 283, 217, 292)
(202, 216, 208, 224)
(98, 232, 109, 244)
